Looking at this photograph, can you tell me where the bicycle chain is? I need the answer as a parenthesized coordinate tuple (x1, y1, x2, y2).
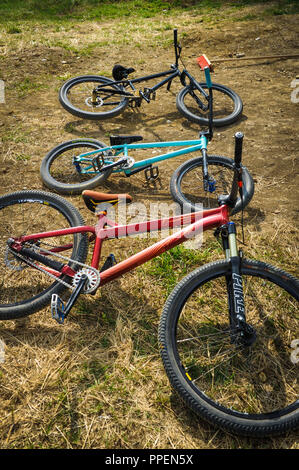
(5, 242, 101, 293)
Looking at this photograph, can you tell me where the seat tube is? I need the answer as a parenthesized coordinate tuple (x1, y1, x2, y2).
(91, 212, 106, 269)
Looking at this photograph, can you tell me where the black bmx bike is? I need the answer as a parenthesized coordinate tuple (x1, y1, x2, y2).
(59, 29, 243, 127)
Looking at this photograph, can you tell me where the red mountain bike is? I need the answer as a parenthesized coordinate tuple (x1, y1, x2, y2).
(0, 134, 298, 438)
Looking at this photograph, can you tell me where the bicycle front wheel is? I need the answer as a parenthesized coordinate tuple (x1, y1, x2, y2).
(170, 155, 254, 215)
(40, 139, 113, 195)
(59, 75, 129, 120)
(159, 259, 299, 437)
(0, 190, 88, 320)
(176, 83, 243, 127)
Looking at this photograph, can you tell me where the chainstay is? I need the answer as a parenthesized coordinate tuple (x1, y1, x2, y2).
(6, 242, 101, 293)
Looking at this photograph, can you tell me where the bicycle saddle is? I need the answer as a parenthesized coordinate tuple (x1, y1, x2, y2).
(82, 190, 132, 213)
(112, 64, 135, 81)
(110, 135, 143, 146)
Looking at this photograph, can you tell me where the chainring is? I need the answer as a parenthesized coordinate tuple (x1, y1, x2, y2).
(72, 268, 100, 294)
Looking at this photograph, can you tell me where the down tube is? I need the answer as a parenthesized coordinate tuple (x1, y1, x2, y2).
(99, 207, 228, 286)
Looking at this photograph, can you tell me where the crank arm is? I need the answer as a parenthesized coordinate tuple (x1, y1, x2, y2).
(125, 164, 152, 177)
(51, 274, 88, 324)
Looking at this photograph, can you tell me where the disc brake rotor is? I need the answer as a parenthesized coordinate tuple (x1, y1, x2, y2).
(4, 246, 26, 271)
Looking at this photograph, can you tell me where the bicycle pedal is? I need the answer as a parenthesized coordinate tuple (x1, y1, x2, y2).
(145, 166, 160, 182)
(129, 97, 142, 108)
(51, 294, 65, 324)
(100, 253, 117, 272)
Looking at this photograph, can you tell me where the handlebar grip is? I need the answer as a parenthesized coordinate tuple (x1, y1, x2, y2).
(234, 132, 244, 166)
(174, 29, 178, 46)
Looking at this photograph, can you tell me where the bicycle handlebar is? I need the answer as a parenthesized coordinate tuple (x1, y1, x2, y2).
(173, 29, 181, 66)
(234, 131, 243, 166)
(204, 67, 212, 89)
(229, 132, 243, 206)
(218, 132, 244, 210)
(173, 29, 178, 47)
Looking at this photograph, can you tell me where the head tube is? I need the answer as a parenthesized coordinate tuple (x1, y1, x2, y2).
(204, 67, 212, 89)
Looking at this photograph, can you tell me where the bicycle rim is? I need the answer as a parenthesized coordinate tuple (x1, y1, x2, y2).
(43, 141, 113, 191)
(173, 156, 249, 212)
(159, 259, 299, 436)
(60, 76, 128, 119)
(0, 191, 87, 318)
(177, 83, 242, 126)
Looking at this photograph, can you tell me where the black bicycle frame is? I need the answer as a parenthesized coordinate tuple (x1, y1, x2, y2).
(94, 26, 212, 114)
(95, 68, 180, 98)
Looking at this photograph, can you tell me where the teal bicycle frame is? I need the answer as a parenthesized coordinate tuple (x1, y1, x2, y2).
(73, 133, 209, 176)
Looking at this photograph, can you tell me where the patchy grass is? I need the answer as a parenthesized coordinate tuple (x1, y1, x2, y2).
(144, 240, 222, 294)
(0, 0, 298, 452)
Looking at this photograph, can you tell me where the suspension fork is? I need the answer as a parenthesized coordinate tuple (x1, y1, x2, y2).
(220, 222, 256, 346)
(201, 147, 209, 192)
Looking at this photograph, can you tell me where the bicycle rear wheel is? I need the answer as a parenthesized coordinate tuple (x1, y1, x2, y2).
(0, 191, 88, 320)
(59, 75, 129, 120)
(40, 139, 113, 195)
(170, 155, 254, 215)
(159, 258, 299, 437)
(176, 83, 243, 127)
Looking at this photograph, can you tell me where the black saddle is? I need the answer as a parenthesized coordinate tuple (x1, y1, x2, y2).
(109, 135, 143, 146)
(112, 64, 135, 81)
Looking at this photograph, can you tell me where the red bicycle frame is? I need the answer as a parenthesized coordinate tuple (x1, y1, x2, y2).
(14, 203, 230, 287)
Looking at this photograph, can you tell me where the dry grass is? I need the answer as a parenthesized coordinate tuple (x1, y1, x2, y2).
(0, 222, 297, 449)
(0, 2, 298, 450)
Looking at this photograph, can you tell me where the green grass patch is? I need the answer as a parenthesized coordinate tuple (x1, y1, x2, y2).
(145, 239, 222, 294)
(1, 126, 31, 144)
(0, 1, 298, 25)
(7, 77, 49, 98)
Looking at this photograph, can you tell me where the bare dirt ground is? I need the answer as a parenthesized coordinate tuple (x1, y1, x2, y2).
(0, 10, 298, 450)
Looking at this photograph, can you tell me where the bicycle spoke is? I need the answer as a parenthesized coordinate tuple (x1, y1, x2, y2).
(0, 197, 79, 306)
(47, 145, 101, 185)
(175, 273, 298, 415)
(179, 161, 233, 209)
(67, 81, 124, 113)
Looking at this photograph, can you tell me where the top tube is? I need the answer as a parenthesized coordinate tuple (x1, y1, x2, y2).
(77, 135, 209, 159)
